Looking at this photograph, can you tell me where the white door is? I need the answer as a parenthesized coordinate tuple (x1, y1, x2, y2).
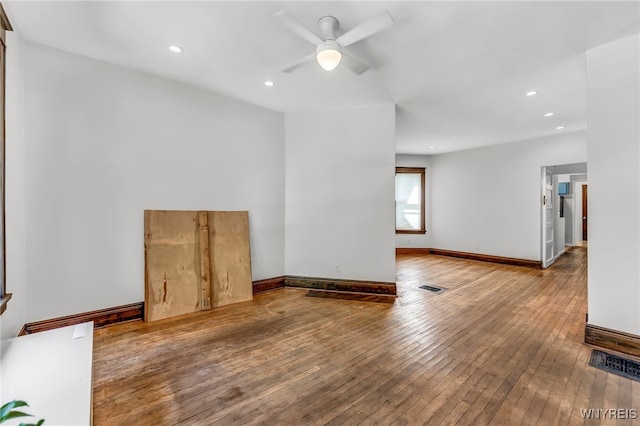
(541, 168, 555, 268)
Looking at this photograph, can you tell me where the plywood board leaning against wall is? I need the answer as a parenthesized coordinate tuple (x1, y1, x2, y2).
(144, 210, 201, 322)
(209, 211, 253, 308)
(144, 210, 253, 322)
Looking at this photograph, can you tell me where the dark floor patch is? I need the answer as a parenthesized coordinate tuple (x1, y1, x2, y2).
(219, 386, 244, 403)
(419, 284, 447, 294)
(305, 290, 396, 304)
(589, 349, 640, 382)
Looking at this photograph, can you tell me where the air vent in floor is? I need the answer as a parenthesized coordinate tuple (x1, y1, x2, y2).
(589, 349, 640, 382)
(419, 284, 447, 294)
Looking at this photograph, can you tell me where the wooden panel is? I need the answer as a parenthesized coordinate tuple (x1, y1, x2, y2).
(0, 292, 11, 316)
(305, 290, 396, 304)
(253, 276, 396, 295)
(208, 211, 253, 307)
(144, 210, 201, 322)
(585, 323, 640, 358)
(285, 276, 397, 295)
(396, 248, 541, 268)
(198, 211, 212, 310)
(22, 302, 143, 336)
(0, 3, 11, 44)
(428, 248, 542, 269)
(396, 247, 430, 255)
(0, 4, 11, 32)
(252, 276, 285, 294)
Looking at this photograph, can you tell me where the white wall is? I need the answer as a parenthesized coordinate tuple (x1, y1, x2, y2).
(395, 154, 433, 248)
(17, 42, 285, 322)
(421, 131, 587, 260)
(3, 31, 26, 339)
(587, 34, 640, 335)
(564, 193, 573, 246)
(285, 105, 396, 283)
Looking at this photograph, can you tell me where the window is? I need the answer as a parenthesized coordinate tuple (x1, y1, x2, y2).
(0, 3, 11, 314)
(395, 167, 425, 234)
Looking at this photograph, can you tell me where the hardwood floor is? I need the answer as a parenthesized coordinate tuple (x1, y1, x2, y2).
(92, 247, 640, 425)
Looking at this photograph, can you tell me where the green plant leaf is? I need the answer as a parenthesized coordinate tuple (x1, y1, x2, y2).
(2, 410, 33, 420)
(0, 400, 43, 426)
(1, 400, 29, 410)
(0, 400, 30, 419)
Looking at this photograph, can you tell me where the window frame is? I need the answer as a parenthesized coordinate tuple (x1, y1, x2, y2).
(395, 167, 426, 234)
(0, 2, 12, 315)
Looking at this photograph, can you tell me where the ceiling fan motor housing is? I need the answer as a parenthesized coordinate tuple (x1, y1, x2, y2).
(318, 16, 339, 40)
(316, 39, 342, 55)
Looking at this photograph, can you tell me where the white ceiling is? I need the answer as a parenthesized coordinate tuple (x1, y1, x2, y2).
(5, 1, 639, 154)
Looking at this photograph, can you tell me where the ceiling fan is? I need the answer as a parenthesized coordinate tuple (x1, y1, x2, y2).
(273, 10, 394, 75)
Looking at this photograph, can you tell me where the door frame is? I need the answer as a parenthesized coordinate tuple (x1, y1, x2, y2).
(541, 167, 555, 268)
(582, 184, 588, 241)
(572, 178, 588, 245)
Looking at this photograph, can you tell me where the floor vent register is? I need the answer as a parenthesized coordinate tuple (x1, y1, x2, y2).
(589, 349, 640, 382)
(418, 284, 447, 294)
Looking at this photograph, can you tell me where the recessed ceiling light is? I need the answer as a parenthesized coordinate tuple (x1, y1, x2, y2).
(544, 112, 555, 117)
(168, 45, 183, 54)
(525, 90, 538, 97)
(429, 146, 435, 149)
(264, 80, 275, 87)
(556, 126, 565, 130)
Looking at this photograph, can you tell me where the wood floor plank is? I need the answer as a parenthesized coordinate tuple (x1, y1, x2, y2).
(91, 246, 640, 425)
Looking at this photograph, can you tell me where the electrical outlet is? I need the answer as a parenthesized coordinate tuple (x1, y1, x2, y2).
(407, 239, 412, 245)
(335, 264, 341, 273)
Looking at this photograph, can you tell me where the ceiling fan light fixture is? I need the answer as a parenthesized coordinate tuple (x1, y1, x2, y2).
(316, 42, 342, 71)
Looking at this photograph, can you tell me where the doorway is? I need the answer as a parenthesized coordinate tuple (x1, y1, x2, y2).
(540, 163, 588, 268)
(572, 178, 588, 246)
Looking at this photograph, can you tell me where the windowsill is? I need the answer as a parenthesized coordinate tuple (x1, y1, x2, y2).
(0, 293, 12, 316)
(1, 322, 94, 424)
(396, 230, 427, 235)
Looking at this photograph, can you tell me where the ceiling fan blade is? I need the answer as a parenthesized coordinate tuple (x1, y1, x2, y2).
(273, 10, 323, 46)
(281, 53, 317, 73)
(336, 10, 394, 48)
(340, 52, 371, 75)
